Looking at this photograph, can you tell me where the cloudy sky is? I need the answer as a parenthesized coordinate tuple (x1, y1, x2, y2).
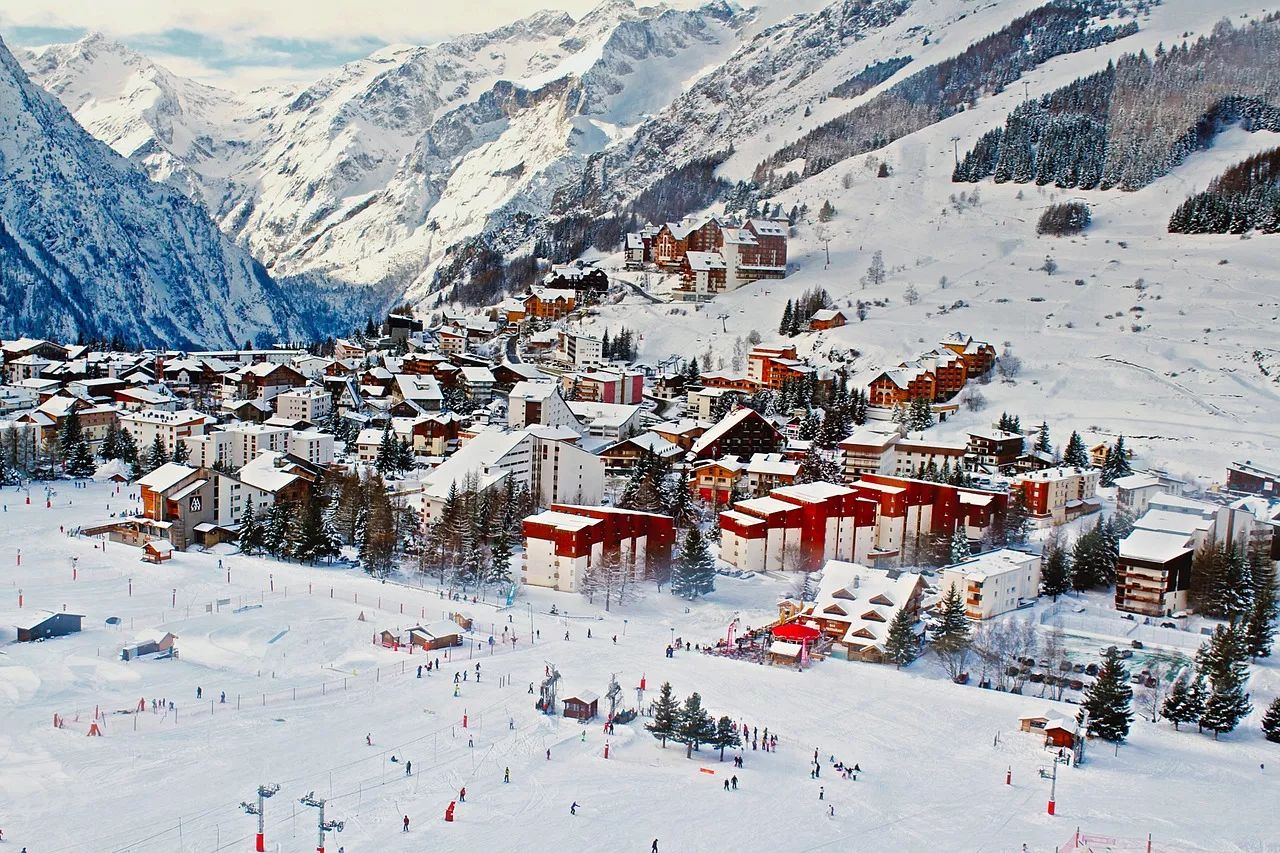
(1, 0, 669, 91)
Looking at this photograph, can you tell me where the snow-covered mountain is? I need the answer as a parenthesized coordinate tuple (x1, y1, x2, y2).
(17, 0, 755, 300)
(0, 35, 328, 349)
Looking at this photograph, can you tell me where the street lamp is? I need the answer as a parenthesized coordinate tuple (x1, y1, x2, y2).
(623, 618, 628, 636)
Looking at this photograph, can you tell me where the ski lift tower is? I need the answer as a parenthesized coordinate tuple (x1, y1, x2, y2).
(240, 783, 280, 852)
(299, 792, 344, 853)
(605, 674, 622, 719)
(539, 662, 561, 715)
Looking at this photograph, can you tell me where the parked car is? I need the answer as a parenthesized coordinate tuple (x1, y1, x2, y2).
(1068, 679, 1085, 691)
(1160, 621, 1178, 629)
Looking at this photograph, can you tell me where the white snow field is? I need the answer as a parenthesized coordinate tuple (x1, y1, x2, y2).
(1, 483, 1277, 852)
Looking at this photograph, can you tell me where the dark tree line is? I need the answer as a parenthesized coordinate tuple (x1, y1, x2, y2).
(830, 56, 913, 99)
(1169, 146, 1280, 233)
(955, 16, 1280, 191)
(753, 0, 1137, 191)
(1037, 201, 1092, 235)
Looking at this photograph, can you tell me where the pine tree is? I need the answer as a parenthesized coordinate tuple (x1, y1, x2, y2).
(239, 502, 266, 555)
(289, 493, 326, 563)
(488, 526, 513, 586)
(1160, 669, 1197, 731)
(884, 607, 918, 669)
(713, 715, 743, 761)
(117, 428, 139, 469)
(796, 446, 841, 485)
(1200, 663, 1252, 739)
(1101, 436, 1133, 485)
(1063, 431, 1089, 467)
(100, 420, 122, 461)
(143, 435, 169, 474)
(933, 583, 971, 645)
(1197, 624, 1252, 739)
(647, 682, 679, 747)
(676, 692, 717, 758)
(66, 439, 97, 478)
(1039, 538, 1072, 600)
(1244, 555, 1277, 658)
(264, 502, 293, 557)
(1185, 673, 1208, 732)
(1262, 697, 1280, 744)
(1079, 646, 1133, 742)
(1004, 488, 1031, 546)
(665, 467, 699, 529)
(932, 582, 972, 678)
(779, 300, 794, 336)
(171, 439, 190, 465)
(1034, 421, 1052, 455)
(672, 526, 715, 600)
(948, 528, 971, 564)
(317, 504, 344, 563)
(375, 424, 398, 475)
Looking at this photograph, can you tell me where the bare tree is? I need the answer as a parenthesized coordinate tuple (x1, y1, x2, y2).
(861, 250, 886, 289)
(1039, 621, 1068, 700)
(1135, 662, 1174, 723)
(959, 385, 987, 412)
(996, 344, 1022, 380)
(904, 284, 920, 305)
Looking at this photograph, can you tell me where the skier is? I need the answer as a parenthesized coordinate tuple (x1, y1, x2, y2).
(459, 787, 466, 802)
(724, 779, 730, 791)
(417, 665, 423, 678)
(829, 805, 835, 817)
(504, 767, 510, 783)
(565, 631, 570, 641)
(196, 686, 202, 699)
(403, 815, 410, 832)
(587, 628, 592, 638)
(220, 691, 225, 703)
(570, 802, 578, 815)
(731, 775, 738, 790)
(405, 760, 412, 776)
(366, 733, 372, 746)
(468, 736, 474, 748)
(652, 840, 659, 853)
(819, 786, 824, 800)
(547, 749, 551, 760)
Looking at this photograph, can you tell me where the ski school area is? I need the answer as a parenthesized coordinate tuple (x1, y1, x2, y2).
(0, 481, 1276, 852)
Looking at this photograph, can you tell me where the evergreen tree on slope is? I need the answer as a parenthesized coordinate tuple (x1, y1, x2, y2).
(1079, 646, 1133, 742)
(646, 682, 679, 747)
(677, 692, 717, 758)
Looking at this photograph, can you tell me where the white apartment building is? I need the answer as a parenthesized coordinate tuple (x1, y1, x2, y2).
(939, 548, 1042, 620)
(421, 427, 603, 524)
(119, 408, 211, 455)
(508, 381, 583, 432)
(183, 424, 333, 469)
(274, 387, 333, 423)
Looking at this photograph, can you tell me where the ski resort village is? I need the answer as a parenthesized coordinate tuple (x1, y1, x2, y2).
(2, 0, 1280, 850)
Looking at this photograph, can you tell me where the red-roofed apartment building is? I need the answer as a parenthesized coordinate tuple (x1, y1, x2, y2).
(522, 505, 675, 593)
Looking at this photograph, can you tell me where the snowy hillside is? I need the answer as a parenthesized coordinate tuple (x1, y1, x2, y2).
(0, 35, 336, 349)
(569, 0, 1280, 483)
